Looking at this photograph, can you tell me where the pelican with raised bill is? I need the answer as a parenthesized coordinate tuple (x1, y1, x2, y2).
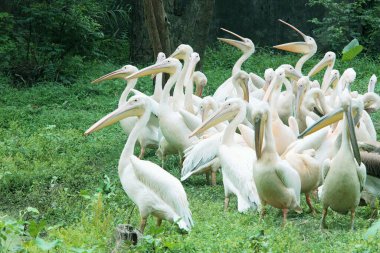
(85, 95, 193, 233)
(274, 19, 317, 74)
(213, 28, 255, 103)
(299, 94, 366, 230)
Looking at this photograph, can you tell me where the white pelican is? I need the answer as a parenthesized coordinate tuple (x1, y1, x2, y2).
(85, 95, 193, 232)
(274, 19, 317, 75)
(124, 58, 198, 157)
(170, 44, 194, 109)
(300, 93, 366, 229)
(248, 100, 302, 225)
(193, 71, 207, 97)
(213, 28, 255, 103)
(190, 98, 260, 212)
(308, 52, 336, 94)
(91, 64, 161, 158)
(264, 68, 297, 155)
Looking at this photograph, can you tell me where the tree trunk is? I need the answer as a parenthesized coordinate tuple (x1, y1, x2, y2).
(151, 0, 172, 55)
(142, 0, 172, 58)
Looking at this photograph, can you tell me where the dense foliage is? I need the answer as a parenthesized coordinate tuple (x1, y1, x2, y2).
(0, 0, 130, 86)
(308, 0, 380, 55)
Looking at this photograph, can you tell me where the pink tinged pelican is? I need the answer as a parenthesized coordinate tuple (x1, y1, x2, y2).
(274, 19, 317, 75)
(190, 98, 260, 212)
(85, 95, 193, 233)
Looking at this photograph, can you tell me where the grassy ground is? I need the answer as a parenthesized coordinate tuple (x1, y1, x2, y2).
(1, 48, 380, 252)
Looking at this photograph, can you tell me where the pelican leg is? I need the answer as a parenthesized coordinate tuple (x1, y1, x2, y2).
(224, 196, 230, 212)
(260, 203, 266, 221)
(156, 218, 162, 227)
(139, 217, 148, 233)
(320, 207, 328, 229)
(139, 147, 145, 159)
(205, 172, 210, 185)
(178, 152, 183, 168)
(350, 208, 356, 230)
(161, 159, 165, 169)
(211, 171, 217, 186)
(282, 209, 288, 227)
(305, 193, 316, 215)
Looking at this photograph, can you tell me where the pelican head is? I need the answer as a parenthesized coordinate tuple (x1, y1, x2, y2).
(263, 67, 286, 102)
(368, 74, 377, 93)
(218, 28, 255, 53)
(169, 44, 194, 60)
(193, 71, 207, 97)
(263, 68, 275, 91)
(295, 76, 310, 118)
(233, 70, 250, 101)
(198, 96, 218, 122)
(308, 51, 336, 77)
(280, 64, 302, 80)
(299, 94, 362, 164)
(273, 19, 317, 55)
(339, 68, 356, 92)
(91, 65, 139, 84)
(156, 52, 166, 62)
(125, 58, 182, 80)
(85, 95, 149, 135)
(329, 70, 340, 89)
(190, 98, 244, 137)
(247, 101, 270, 159)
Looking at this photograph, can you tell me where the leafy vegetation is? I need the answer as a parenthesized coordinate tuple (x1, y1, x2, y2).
(308, 0, 380, 56)
(0, 0, 130, 86)
(1, 48, 380, 251)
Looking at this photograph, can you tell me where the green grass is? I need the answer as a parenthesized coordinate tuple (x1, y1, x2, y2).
(1, 48, 380, 252)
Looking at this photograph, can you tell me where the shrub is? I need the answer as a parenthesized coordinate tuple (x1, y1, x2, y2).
(0, 0, 130, 86)
(308, 0, 380, 55)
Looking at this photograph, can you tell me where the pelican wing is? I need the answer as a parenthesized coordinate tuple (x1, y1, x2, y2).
(238, 124, 255, 149)
(130, 156, 193, 229)
(181, 134, 222, 180)
(179, 109, 202, 131)
(322, 159, 331, 181)
(219, 145, 260, 211)
(274, 161, 301, 204)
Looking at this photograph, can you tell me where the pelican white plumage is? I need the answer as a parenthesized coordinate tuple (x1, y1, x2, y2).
(299, 93, 366, 229)
(190, 98, 260, 212)
(170, 44, 194, 110)
(124, 58, 198, 157)
(213, 28, 255, 103)
(248, 100, 302, 225)
(264, 68, 297, 155)
(91, 63, 162, 158)
(274, 19, 317, 75)
(85, 95, 193, 232)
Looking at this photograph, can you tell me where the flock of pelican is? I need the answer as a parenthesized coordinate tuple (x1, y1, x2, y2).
(84, 19, 380, 232)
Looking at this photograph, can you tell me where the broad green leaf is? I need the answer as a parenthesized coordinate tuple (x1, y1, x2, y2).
(29, 220, 46, 238)
(364, 219, 380, 239)
(342, 39, 363, 61)
(35, 237, 61, 251)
